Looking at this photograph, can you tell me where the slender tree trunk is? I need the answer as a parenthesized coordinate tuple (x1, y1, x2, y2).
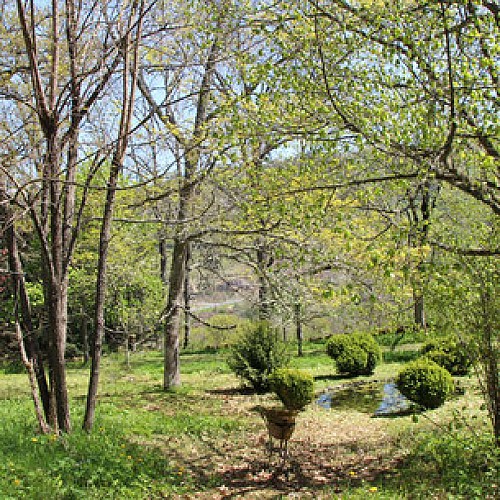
(159, 237, 168, 284)
(83, 1, 144, 431)
(83, 162, 121, 431)
(407, 182, 435, 330)
(15, 321, 50, 434)
(413, 288, 426, 329)
(183, 242, 191, 350)
(257, 244, 270, 321)
(81, 307, 89, 365)
(294, 302, 303, 357)
(479, 285, 500, 447)
(1, 179, 51, 419)
(164, 237, 189, 388)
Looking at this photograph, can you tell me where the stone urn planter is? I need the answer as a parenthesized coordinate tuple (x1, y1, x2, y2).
(262, 406, 298, 441)
(257, 406, 299, 460)
(255, 368, 315, 463)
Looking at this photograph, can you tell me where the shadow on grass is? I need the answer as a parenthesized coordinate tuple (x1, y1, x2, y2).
(152, 427, 407, 498)
(207, 386, 256, 396)
(313, 373, 349, 382)
(382, 350, 420, 364)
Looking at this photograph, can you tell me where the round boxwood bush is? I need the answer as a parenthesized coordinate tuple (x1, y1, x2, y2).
(227, 322, 289, 393)
(420, 336, 471, 375)
(326, 335, 347, 359)
(336, 344, 368, 376)
(326, 332, 381, 376)
(269, 368, 315, 411)
(396, 358, 454, 409)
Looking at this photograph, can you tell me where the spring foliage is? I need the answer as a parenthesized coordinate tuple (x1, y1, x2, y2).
(420, 336, 471, 376)
(396, 358, 454, 409)
(226, 322, 289, 393)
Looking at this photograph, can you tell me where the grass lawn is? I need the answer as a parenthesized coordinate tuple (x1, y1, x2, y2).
(0, 342, 498, 499)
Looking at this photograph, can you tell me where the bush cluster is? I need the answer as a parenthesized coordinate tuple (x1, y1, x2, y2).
(420, 336, 471, 376)
(326, 332, 381, 376)
(226, 322, 288, 393)
(396, 358, 454, 409)
(269, 368, 314, 411)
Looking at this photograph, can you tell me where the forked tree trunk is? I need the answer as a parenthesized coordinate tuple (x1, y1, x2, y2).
(161, 39, 219, 389)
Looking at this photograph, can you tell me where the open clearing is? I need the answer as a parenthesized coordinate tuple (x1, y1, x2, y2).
(0, 345, 496, 499)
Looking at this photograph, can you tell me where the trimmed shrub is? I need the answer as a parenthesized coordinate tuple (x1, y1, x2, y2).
(326, 332, 381, 376)
(355, 333, 381, 374)
(326, 335, 347, 359)
(420, 336, 471, 375)
(336, 344, 368, 376)
(269, 368, 315, 411)
(396, 358, 454, 409)
(227, 322, 289, 393)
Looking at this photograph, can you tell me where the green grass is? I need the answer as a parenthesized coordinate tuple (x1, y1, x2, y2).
(0, 342, 497, 499)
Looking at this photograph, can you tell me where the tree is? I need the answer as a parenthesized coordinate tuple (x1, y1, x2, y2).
(83, 0, 145, 432)
(134, 0, 304, 388)
(1, 0, 147, 432)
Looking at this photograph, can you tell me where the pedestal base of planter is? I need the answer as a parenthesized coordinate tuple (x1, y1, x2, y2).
(259, 407, 298, 462)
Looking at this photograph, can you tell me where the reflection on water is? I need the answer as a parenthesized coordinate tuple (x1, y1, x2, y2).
(317, 380, 412, 416)
(374, 382, 412, 416)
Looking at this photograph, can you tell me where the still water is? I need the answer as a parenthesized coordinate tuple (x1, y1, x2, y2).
(317, 380, 412, 416)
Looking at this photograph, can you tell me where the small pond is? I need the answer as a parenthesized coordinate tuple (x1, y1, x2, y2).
(316, 380, 412, 416)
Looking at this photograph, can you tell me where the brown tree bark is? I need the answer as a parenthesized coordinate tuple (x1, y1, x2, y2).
(1, 176, 51, 422)
(294, 302, 304, 357)
(183, 242, 191, 350)
(164, 235, 190, 388)
(83, 0, 144, 431)
(161, 40, 219, 389)
(15, 0, 138, 432)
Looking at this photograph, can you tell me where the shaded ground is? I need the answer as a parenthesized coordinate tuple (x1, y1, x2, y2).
(137, 385, 406, 499)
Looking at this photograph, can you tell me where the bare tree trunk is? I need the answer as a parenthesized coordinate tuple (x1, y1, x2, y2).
(478, 283, 500, 446)
(1, 178, 51, 419)
(407, 180, 437, 330)
(83, 160, 121, 430)
(164, 236, 189, 388)
(183, 242, 191, 350)
(46, 277, 71, 432)
(257, 244, 270, 321)
(15, 322, 51, 434)
(413, 289, 426, 329)
(83, 1, 144, 431)
(159, 237, 169, 284)
(294, 302, 303, 357)
(81, 307, 89, 365)
(42, 131, 71, 433)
